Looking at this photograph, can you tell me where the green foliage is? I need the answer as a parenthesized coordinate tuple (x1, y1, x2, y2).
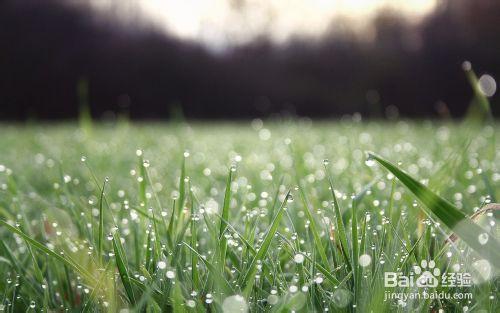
(0, 121, 498, 312)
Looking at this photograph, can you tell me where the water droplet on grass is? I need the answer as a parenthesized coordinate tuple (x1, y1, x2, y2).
(166, 270, 175, 279)
(365, 157, 375, 167)
(157, 261, 167, 270)
(478, 233, 489, 245)
(462, 61, 471, 71)
(478, 74, 496, 97)
(294, 253, 305, 264)
(359, 254, 372, 267)
(205, 293, 213, 304)
(222, 295, 248, 313)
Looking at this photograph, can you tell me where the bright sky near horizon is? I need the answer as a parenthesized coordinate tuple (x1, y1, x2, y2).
(86, 0, 438, 49)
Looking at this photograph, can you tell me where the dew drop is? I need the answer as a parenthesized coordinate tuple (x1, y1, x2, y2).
(462, 61, 471, 71)
(478, 233, 489, 245)
(186, 300, 196, 308)
(166, 270, 175, 279)
(157, 261, 167, 270)
(359, 254, 372, 267)
(478, 74, 497, 97)
(365, 156, 375, 167)
(222, 295, 248, 313)
(294, 253, 305, 264)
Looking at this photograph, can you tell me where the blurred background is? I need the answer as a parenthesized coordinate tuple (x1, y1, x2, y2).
(0, 0, 499, 120)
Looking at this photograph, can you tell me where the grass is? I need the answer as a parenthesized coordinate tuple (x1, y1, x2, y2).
(0, 120, 498, 312)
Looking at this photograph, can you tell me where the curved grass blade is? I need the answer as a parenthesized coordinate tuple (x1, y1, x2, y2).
(368, 152, 500, 268)
(112, 232, 136, 305)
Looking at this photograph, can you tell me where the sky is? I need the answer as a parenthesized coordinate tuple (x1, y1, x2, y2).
(85, 0, 438, 49)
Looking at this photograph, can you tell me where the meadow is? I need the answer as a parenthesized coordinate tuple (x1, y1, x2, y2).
(0, 120, 498, 312)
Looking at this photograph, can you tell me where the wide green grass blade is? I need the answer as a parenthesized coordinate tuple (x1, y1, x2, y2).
(112, 232, 136, 305)
(368, 152, 500, 268)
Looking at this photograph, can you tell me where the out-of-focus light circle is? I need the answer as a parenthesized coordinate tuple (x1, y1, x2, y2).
(478, 74, 496, 97)
(462, 61, 472, 71)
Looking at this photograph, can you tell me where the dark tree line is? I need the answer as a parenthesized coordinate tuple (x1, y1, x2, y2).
(0, 0, 499, 120)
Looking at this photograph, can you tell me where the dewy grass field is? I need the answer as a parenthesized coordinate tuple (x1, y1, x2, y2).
(0, 120, 498, 312)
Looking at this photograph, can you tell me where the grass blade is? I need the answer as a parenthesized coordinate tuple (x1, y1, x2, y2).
(241, 190, 290, 296)
(218, 166, 234, 273)
(368, 152, 500, 268)
(325, 166, 351, 271)
(112, 232, 136, 305)
(296, 184, 329, 266)
(97, 178, 107, 263)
